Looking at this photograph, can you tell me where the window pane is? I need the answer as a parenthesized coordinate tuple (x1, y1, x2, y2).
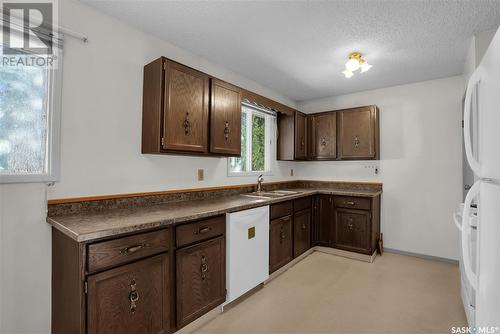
(0, 65, 49, 174)
(229, 110, 247, 172)
(251, 113, 265, 171)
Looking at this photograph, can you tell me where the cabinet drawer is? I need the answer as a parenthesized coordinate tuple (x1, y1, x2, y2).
(87, 229, 170, 273)
(176, 215, 225, 248)
(87, 254, 170, 334)
(333, 196, 371, 210)
(270, 201, 293, 220)
(294, 209, 311, 258)
(293, 197, 311, 212)
(334, 208, 371, 254)
(269, 215, 293, 273)
(176, 236, 225, 328)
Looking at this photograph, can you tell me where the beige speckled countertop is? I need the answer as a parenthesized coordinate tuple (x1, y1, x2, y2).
(47, 188, 381, 243)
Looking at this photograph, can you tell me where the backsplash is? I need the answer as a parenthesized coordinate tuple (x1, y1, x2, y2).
(47, 180, 382, 216)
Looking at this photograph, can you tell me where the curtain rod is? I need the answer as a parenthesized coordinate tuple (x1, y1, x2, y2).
(2, 10, 88, 43)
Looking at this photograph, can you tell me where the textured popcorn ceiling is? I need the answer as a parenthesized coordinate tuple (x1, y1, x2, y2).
(81, 0, 500, 101)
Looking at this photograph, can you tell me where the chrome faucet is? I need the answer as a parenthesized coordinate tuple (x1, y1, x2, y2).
(256, 174, 264, 193)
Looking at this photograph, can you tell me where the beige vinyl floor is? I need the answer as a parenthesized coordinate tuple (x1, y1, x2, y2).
(193, 251, 467, 334)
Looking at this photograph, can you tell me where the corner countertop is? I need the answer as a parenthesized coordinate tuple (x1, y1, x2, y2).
(47, 188, 381, 243)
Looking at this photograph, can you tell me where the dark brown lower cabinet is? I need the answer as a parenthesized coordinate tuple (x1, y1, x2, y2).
(312, 195, 334, 247)
(312, 194, 381, 255)
(269, 215, 293, 273)
(333, 209, 371, 254)
(293, 208, 311, 257)
(176, 236, 226, 328)
(87, 254, 170, 334)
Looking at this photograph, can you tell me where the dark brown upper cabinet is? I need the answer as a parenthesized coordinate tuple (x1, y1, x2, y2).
(309, 111, 337, 160)
(277, 110, 308, 160)
(210, 79, 241, 156)
(295, 111, 308, 159)
(142, 57, 240, 157)
(279, 105, 378, 161)
(337, 105, 379, 160)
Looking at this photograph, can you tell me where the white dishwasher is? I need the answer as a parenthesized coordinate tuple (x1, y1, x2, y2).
(225, 206, 269, 305)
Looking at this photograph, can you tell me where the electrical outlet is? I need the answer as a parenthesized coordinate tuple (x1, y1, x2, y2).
(197, 169, 204, 181)
(290, 169, 294, 176)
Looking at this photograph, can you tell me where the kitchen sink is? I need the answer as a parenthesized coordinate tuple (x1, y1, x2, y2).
(241, 190, 301, 199)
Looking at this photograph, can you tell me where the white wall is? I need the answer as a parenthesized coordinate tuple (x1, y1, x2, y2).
(49, 0, 297, 200)
(0, 1, 297, 332)
(0, 183, 51, 334)
(297, 76, 464, 260)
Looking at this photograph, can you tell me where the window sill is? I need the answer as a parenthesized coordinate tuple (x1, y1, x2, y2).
(227, 171, 274, 177)
(0, 174, 58, 184)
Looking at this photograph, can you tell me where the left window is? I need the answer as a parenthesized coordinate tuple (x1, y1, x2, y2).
(0, 15, 63, 183)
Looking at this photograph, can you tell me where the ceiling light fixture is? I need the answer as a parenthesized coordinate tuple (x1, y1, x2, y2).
(343, 52, 372, 78)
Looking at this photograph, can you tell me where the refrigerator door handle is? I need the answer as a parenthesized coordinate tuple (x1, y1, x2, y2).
(461, 180, 480, 291)
(463, 67, 483, 177)
(453, 212, 462, 231)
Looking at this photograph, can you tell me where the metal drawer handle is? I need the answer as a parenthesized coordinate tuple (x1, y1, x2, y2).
(200, 256, 209, 280)
(196, 226, 211, 235)
(121, 244, 145, 255)
(354, 136, 360, 148)
(129, 279, 139, 313)
(224, 121, 230, 140)
(183, 112, 191, 135)
(344, 201, 356, 206)
(301, 223, 307, 230)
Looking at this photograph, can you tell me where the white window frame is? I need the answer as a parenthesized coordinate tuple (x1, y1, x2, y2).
(0, 49, 62, 184)
(227, 104, 276, 177)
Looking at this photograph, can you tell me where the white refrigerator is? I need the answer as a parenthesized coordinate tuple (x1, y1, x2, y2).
(459, 26, 500, 329)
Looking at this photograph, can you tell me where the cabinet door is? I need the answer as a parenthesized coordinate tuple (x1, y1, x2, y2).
(334, 208, 371, 254)
(176, 236, 225, 328)
(294, 111, 307, 159)
(210, 79, 241, 155)
(269, 215, 293, 273)
(87, 254, 170, 334)
(309, 112, 336, 160)
(338, 106, 378, 159)
(163, 60, 209, 153)
(312, 195, 334, 247)
(293, 209, 311, 257)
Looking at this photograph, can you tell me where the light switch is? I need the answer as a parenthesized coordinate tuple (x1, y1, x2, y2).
(197, 169, 204, 181)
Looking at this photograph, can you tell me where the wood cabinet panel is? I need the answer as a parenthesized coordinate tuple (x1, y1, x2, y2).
(337, 106, 378, 160)
(87, 254, 170, 334)
(293, 209, 311, 258)
(333, 196, 371, 211)
(333, 208, 371, 254)
(176, 236, 225, 328)
(210, 79, 241, 155)
(87, 229, 170, 273)
(270, 201, 293, 220)
(163, 60, 209, 153)
(175, 216, 225, 248)
(269, 215, 293, 273)
(294, 111, 307, 159)
(309, 112, 337, 160)
(293, 196, 311, 212)
(312, 195, 334, 247)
